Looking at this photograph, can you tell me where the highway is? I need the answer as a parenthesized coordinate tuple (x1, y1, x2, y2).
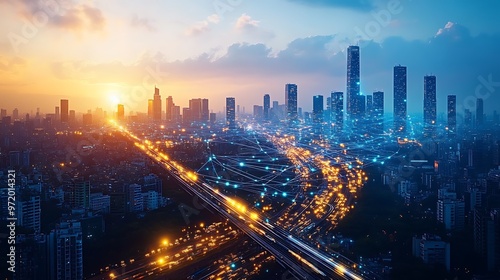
(116, 125, 371, 280)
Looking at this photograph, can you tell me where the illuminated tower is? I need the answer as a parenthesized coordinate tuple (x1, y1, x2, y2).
(424, 76, 437, 134)
(313, 95, 324, 123)
(263, 94, 270, 120)
(285, 84, 298, 122)
(153, 87, 162, 122)
(226, 97, 236, 128)
(393, 65, 407, 132)
(447, 95, 456, 135)
(347, 46, 360, 118)
(117, 104, 125, 121)
(331, 91, 344, 131)
(373, 91, 384, 133)
(148, 99, 153, 120)
(166, 96, 173, 123)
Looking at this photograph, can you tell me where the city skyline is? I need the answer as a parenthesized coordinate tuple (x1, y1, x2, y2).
(1, 1, 500, 115)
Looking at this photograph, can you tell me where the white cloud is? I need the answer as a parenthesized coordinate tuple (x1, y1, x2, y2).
(235, 14, 260, 30)
(186, 14, 220, 36)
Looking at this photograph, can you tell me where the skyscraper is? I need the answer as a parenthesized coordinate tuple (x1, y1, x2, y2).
(70, 181, 90, 209)
(347, 46, 360, 118)
(189, 98, 202, 122)
(393, 65, 407, 132)
(60, 99, 69, 123)
(55, 106, 60, 121)
(226, 97, 236, 128)
(201, 99, 209, 122)
(366, 95, 373, 116)
(285, 84, 298, 122)
(331, 92, 344, 131)
(447, 95, 456, 135)
(153, 87, 162, 122)
(476, 98, 484, 127)
(312, 95, 324, 123)
(424, 75, 437, 127)
(117, 104, 125, 121)
(373, 91, 384, 132)
(166, 96, 173, 123)
(263, 94, 270, 120)
(147, 99, 153, 120)
(49, 222, 83, 280)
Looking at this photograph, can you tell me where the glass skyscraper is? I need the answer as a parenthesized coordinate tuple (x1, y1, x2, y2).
(393, 65, 407, 132)
(285, 84, 298, 122)
(226, 97, 236, 128)
(347, 46, 360, 118)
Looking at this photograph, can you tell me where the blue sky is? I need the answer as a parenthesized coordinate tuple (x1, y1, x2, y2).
(0, 0, 499, 115)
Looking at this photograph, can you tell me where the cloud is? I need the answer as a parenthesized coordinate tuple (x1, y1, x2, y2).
(287, 0, 374, 11)
(130, 14, 156, 32)
(1, 0, 106, 32)
(185, 14, 220, 36)
(50, 22, 500, 113)
(235, 14, 260, 30)
(0, 56, 26, 73)
(235, 14, 275, 40)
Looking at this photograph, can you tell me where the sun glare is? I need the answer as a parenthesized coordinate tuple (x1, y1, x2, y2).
(108, 92, 121, 107)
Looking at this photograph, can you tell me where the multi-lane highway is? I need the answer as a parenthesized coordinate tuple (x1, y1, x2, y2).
(116, 125, 372, 280)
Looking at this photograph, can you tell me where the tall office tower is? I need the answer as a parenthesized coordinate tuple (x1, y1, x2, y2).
(166, 96, 173, 123)
(147, 99, 153, 119)
(437, 199, 465, 231)
(201, 99, 209, 122)
(373, 91, 384, 132)
(17, 194, 41, 233)
(153, 87, 162, 121)
(49, 222, 83, 280)
(347, 46, 360, 118)
(359, 95, 366, 116)
(226, 97, 236, 128)
(189, 98, 202, 122)
(60, 99, 69, 123)
(474, 208, 500, 272)
(476, 98, 484, 127)
(70, 181, 90, 209)
(69, 110, 76, 123)
(12, 108, 18, 120)
(263, 94, 270, 120)
(117, 104, 125, 121)
(172, 105, 181, 123)
(182, 108, 191, 125)
(210, 113, 216, 124)
(393, 65, 407, 132)
(331, 92, 344, 131)
(447, 95, 457, 135)
(55, 106, 60, 121)
(366, 95, 373, 116)
(253, 105, 264, 119)
(312, 95, 324, 123)
(127, 184, 143, 213)
(285, 84, 298, 122)
(0, 108, 6, 118)
(424, 75, 437, 127)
